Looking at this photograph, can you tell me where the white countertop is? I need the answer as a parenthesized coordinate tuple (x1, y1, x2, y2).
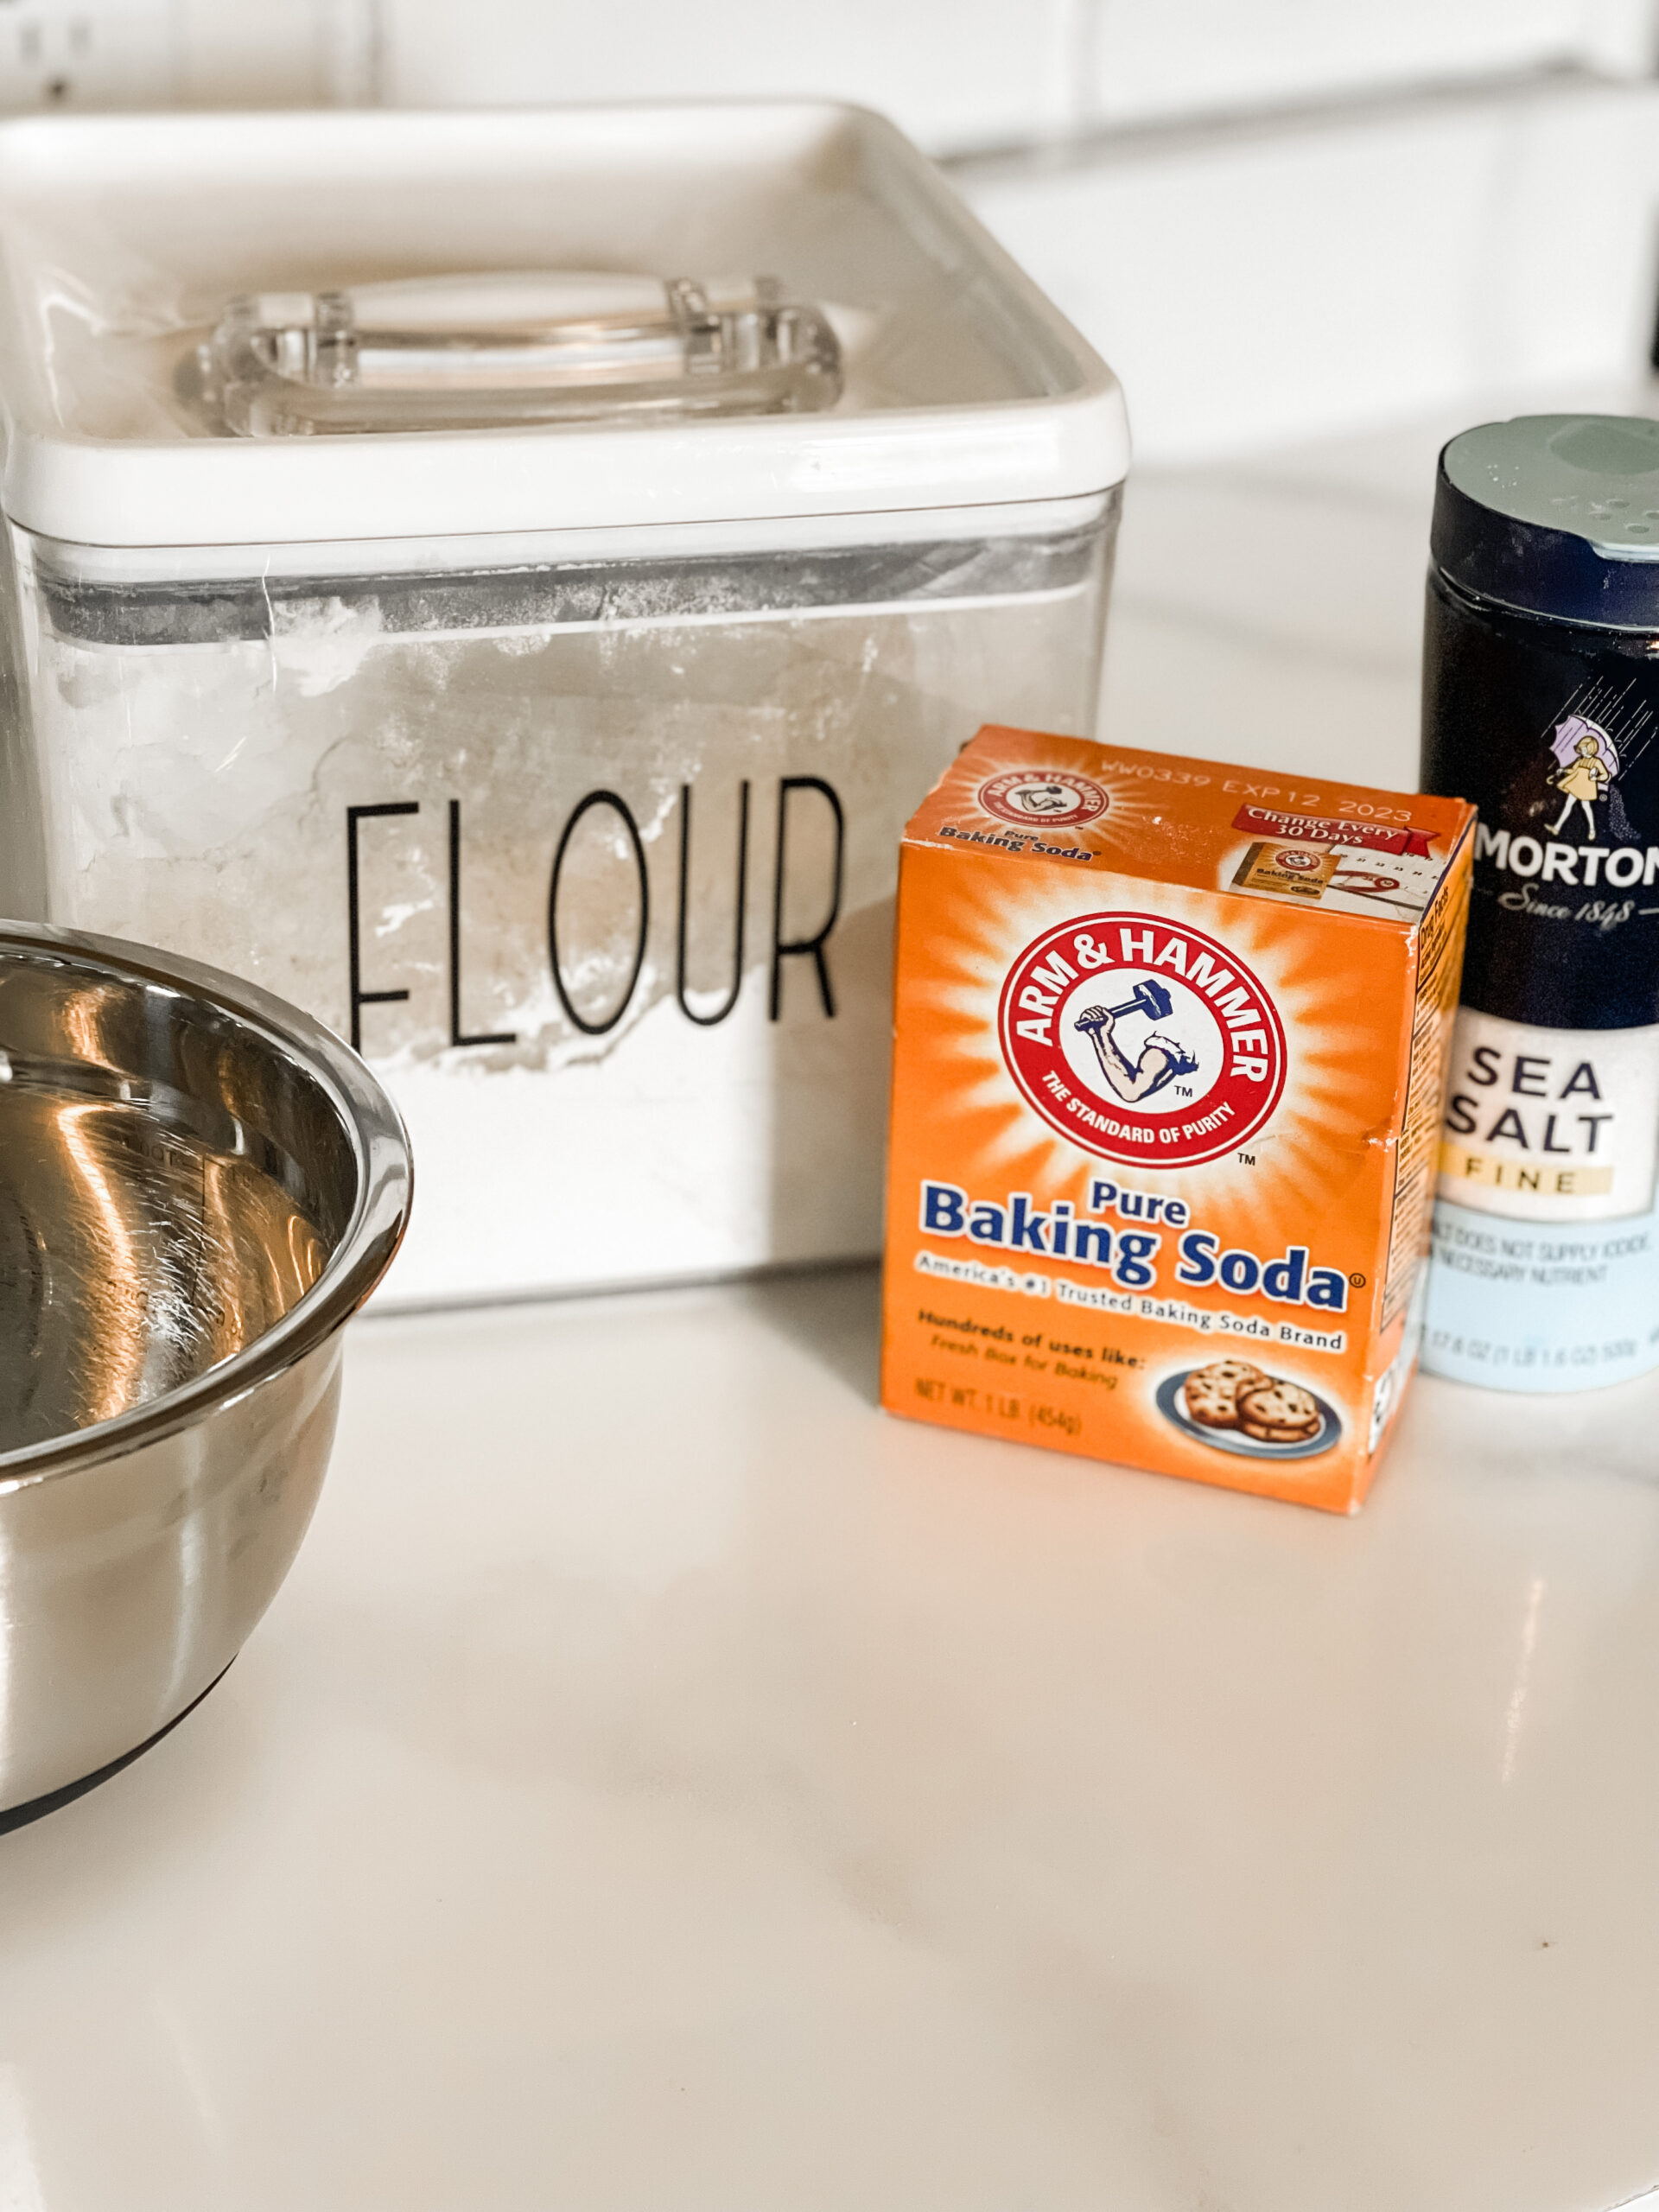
(6, 1274, 1659, 2211)
(7, 397, 1659, 2210)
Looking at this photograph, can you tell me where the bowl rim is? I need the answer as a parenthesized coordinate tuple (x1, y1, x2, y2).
(0, 919, 412, 1489)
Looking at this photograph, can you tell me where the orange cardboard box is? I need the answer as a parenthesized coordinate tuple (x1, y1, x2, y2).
(880, 727, 1475, 1512)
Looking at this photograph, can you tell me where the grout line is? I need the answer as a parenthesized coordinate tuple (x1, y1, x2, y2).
(1048, 0, 1103, 142)
(939, 58, 1651, 181)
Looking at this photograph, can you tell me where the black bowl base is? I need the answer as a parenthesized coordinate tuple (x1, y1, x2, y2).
(0, 1661, 233, 1835)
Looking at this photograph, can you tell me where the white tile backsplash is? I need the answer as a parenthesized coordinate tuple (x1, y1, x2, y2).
(5, 2, 1658, 144)
(369, 1, 1659, 150)
(1087, 0, 1658, 128)
(377, 0, 1080, 157)
(176, 0, 378, 105)
(958, 77, 1659, 461)
(375, 0, 1659, 151)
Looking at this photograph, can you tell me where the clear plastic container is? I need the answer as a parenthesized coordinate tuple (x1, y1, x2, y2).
(0, 107, 1128, 1303)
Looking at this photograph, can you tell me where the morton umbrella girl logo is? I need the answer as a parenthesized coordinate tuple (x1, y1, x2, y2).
(1546, 714, 1618, 839)
(1532, 677, 1653, 845)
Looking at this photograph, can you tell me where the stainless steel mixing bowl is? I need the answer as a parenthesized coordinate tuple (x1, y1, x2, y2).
(0, 922, 410, 1819)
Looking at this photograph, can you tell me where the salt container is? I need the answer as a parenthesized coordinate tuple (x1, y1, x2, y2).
(1421, 415, 1659, 1389)
(0, 107, 1127, 1302)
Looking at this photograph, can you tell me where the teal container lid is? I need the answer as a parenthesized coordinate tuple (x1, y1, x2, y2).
(1433, 414, 1659, 631)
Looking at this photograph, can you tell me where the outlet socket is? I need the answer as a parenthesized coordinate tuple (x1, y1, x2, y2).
(0, 0, 380, 111)
(0, 0, 175, 110)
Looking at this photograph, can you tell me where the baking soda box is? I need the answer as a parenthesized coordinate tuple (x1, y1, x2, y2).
(880, 727, 1475, 1512)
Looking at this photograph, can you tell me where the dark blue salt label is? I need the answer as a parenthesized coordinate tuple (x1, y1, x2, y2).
(1423, 579, 1659, 1030)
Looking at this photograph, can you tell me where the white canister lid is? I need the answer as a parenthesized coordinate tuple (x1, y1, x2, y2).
(0, 104, 1128, 550)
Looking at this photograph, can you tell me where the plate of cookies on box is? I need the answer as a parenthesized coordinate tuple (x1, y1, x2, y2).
(1154, 1357, 1340, 1459)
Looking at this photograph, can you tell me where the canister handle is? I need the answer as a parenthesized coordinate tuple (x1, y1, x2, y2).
(188, 270, 843, 437)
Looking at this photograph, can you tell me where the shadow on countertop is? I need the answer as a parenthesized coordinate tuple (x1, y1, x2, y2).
(738, 1260, 883, 1408)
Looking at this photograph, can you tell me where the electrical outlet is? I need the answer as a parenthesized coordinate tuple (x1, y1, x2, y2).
(0, 0, 177, 111)
(0, 1, 380, 113)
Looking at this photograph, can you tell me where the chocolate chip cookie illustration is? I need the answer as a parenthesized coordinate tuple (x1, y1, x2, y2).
(1157, 1363, 1338, 1459)
(1236, 1378, 1321, 1444)
(1181, 1357, 1267, 1429)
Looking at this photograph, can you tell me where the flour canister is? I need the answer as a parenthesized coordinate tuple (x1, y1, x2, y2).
(1421, 415, 1659, 1389)
(0, 108, 1127, 1303)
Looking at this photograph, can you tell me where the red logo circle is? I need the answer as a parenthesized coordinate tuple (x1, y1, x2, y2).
(978, 769, 1108, 830)
(997, 912, 1287, 1166)
(1274, 848, 1322, 872)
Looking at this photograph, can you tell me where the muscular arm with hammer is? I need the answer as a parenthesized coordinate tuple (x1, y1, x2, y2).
(1074, 979, 1193, 1103)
